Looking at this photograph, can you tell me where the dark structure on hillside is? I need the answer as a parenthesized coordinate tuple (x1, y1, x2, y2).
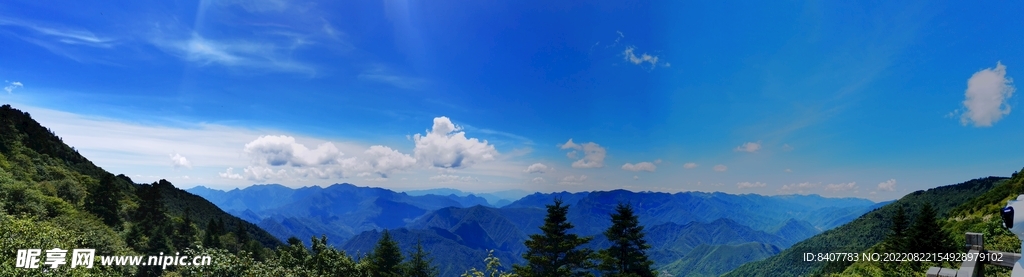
(926, 232, 1022, 277)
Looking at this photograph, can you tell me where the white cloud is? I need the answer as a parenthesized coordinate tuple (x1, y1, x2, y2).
(219, 167, 244, 180)
(244, 135, 345, 167)
(4, 81, 23, 94)
(0, 18, 114, 48)
(151, 33, 314, 74)
(558, 139, 581, 150)
(737, 181, 767, 189)
(218, 166, 289, 182)
(622, 161, 658, 172)
(558, 139, 606, 168)
(960, 61, 1015, 127)
(429, 174, 478, 183)
(363, 145, 416, 178)
(785, 168, 793, 173)
(413, 117, 498, 169)
(782, 144, 794, 151)
(780, 182, 818, 193)
(559, 175, 588, 185)
(825, 182, 858, 192)
(713, 164, 727, 172)
(170, 153, 192, 169)
(683, 162, 698, 169)
(734, 141, 762, 153)
(877, 179, 897, 192)
(523, 163, 550, 174)
(622, 46, 664, 70)
(633, 175, 639, 180)
(531, 177, 546, 184)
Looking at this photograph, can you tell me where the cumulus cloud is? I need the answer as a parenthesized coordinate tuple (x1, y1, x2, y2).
(4, 81, 23, 93)
(558, 139, 607, 168)
(170, 153, 192, 169)
(524, 163, 551, 174)
(785, 168, 793, 173)
(531, 177, 546, 184)
(737, 182, 767, 189)
(633, 175, 639, 180)
(780, 182, 818, 193)
(734, 141, 762, 153)
(960, 62, 1015, 127)
(683, 162, 698, 169)
(219, 167, 244, 180)
(363, 145, 416, 178)
(218, 166, 288, 182)
(622, 161, 655, 172)
(429, 174, 478, 183)
(877, 179, 897, 192)
(414, 117, 498, 169)
(559, 175, 588, 185)
(244, 135, 344, 167)
(713, 164, 727, 172)
(825, 182, 858, 192)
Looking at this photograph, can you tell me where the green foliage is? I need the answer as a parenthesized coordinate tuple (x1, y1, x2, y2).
(598, 203, 656, 277)
(514, 198, 596, 277)
(725, 176, 1008, 277)
(463, 250, 520, 277)
(368, 229, 405, 277)
(822, 168, 1024, 277)
(405, 238, 440, 277)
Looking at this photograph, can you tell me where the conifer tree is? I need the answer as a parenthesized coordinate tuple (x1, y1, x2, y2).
(909, 203, 948, 254)
(368, 229, 405, 277)
(87, 173, 121, 227)
(405, 238, 439, 277)
(884, 205, 910, 253)
(514, 198, 595, 277)
(599, 202, 656, 277)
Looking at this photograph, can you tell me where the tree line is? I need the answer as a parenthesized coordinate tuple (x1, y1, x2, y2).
(170, 198, 661, 277)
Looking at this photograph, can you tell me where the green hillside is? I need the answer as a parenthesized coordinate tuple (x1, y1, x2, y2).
(725, 176, 1009, 277)
(0, 104, 282, 276)
(661, 242, 780, 277)
(830, 170, 1024, 277)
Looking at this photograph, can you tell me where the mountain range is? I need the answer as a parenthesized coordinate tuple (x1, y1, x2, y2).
(188, 184, 882, 276)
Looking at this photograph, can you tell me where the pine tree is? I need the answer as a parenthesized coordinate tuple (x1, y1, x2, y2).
(909, 203, 948, 254)
(171, 208, 199, 253)
(203, 218, 223, 249)
(514, 198, 595, 277)
(405, 238, 439, 277)
(87, 173, 121, 227)
(598, 202, 656, 277)
(884, 205, 910, 253)
(368, 229, 405, 277)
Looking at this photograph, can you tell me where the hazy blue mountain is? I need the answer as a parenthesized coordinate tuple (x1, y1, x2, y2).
(402, 187, 532, 207)
(187, 183, 507, 245)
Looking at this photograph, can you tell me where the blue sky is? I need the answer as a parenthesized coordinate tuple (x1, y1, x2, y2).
(1, 0, 1021, 201)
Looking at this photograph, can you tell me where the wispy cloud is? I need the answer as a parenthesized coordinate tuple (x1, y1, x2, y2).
(151, 33, 315, 74)
(0, 18, 115, 48)
(622, 46, 669, 70)
(734, 141, 762, 153)
(357, 64, 427, 90)
(737, 181, 766, 189)
(4, 81, 23, 94)
(713, 164, 727, 172)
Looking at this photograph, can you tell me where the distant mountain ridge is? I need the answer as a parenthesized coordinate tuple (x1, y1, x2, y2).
(188, 183, 880, 276)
